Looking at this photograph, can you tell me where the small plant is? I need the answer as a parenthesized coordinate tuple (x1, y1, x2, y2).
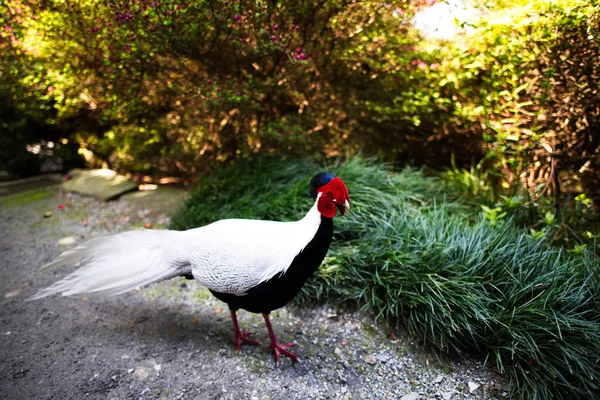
(481, 204, 507, 226)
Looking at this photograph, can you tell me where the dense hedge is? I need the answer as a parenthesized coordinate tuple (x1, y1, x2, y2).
(2, 0, 599, 208)
(1, 0, 433, 175)
(440, 0, 600, 205)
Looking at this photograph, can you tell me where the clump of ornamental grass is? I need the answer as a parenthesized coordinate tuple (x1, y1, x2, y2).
(171, 156, 600, 400)
(319, 206, 600, 400)
(170, 156, 468, 229)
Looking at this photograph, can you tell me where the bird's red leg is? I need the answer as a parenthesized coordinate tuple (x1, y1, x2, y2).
(262, 313, 298, 363)
(229, 309, 261, 351)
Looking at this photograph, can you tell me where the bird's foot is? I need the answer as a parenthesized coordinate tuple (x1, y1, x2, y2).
(262, 313, 300, 364)
(234, 331, 262, 351)
(270, 341, 299, 364)
(230, 309, 262, 351)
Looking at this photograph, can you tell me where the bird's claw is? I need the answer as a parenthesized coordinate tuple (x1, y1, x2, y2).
(235, 331, 262, 351)
(271, 341, 299, 364)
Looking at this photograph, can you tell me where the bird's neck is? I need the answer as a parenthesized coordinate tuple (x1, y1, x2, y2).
(300, 198, 329, 225)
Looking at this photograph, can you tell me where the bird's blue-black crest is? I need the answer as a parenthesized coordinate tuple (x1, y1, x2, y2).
(309, 172, 334, 198)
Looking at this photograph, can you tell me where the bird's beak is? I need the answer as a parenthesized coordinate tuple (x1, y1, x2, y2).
(336, 198, 350, 216)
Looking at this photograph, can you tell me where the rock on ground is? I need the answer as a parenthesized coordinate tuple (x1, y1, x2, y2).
(0, 186, 508, 399)
(63, 169, 138, 200)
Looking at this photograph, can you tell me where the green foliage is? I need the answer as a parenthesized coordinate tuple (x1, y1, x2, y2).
(441, 160, 600, 246)
(172, 156, 600, 400)
(2, 0, 431, 175)
(170, 155, 463, 228)
(432, 0, 600, 220)
(442, 161, 495, 203)
(4, 0, 598, 233)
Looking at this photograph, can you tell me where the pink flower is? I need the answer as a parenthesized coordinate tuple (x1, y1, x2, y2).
(273, 25, 278, 31)
(57, 204, 65, 210)
(296, 47, 302, 53)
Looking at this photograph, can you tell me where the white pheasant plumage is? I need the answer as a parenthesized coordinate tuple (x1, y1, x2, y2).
(31, 200, 323, 299)
(31, 172, 350, 362)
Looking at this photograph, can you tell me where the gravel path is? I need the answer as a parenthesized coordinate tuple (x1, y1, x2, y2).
(0, 185, 508, 400)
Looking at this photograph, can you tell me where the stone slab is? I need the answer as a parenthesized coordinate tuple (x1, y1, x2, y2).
(63, 169, 138, 201)
(120, 185, 188, 216)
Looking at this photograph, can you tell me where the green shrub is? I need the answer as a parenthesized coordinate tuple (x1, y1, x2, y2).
(171, 156, 600, 400)
(3, 0, 430, 175)
(435, 0, 600, 215)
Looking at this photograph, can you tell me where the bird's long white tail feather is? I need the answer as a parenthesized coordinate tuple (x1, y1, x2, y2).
(29, 229, 193, 300)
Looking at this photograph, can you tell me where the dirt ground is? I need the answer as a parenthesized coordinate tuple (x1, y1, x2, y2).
(0, 184, 507, 400)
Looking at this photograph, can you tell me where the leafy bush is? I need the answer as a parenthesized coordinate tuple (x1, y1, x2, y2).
(4, 0, 598, 212)
(171, 156, 600, 400)
(2, 0, 433, 175)
(3, 0, 598, 242)
(434, 0, 600, 215)
(441, 159, 600, 247)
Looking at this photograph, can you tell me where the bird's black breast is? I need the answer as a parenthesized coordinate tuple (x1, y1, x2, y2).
(210, 217, 334, 314)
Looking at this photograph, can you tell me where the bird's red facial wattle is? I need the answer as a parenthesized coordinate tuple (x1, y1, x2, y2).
(316, 177, 350, 218)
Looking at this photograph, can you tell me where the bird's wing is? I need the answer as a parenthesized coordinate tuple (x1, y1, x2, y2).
(188, 217, 320, 295)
